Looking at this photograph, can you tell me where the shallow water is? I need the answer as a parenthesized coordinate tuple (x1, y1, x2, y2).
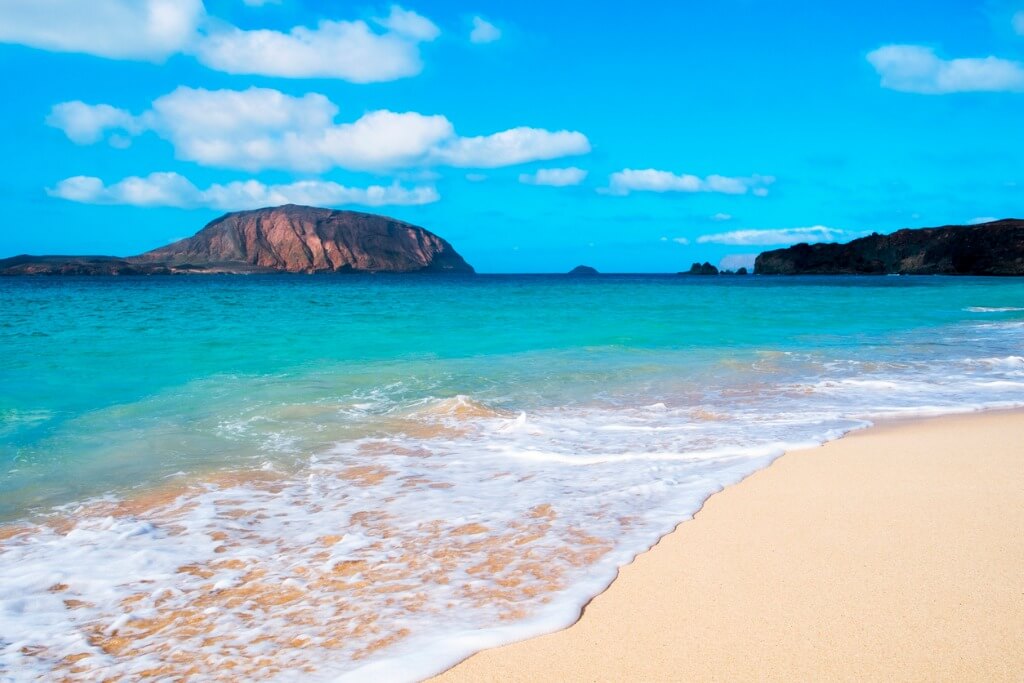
(1, 275, 1023, 680)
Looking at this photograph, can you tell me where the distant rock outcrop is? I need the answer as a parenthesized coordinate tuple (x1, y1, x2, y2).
(568, 265, 599, 275)
(0, 255, 171, 276)
(755, 219, 1024, 275)
(680, 262, 719, 275)
(1, 205, 474, 275)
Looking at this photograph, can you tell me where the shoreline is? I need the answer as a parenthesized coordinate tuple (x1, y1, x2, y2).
(431, 408, 1024, 682)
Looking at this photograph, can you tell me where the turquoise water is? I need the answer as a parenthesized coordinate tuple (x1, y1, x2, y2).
(1, 275, 1023, 681)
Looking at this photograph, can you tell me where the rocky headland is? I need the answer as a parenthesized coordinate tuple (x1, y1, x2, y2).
(755, 219, 1024, 275)
(0, 205, 474, 275)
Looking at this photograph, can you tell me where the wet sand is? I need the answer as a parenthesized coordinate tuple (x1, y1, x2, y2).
(433, 410, 1024, 682)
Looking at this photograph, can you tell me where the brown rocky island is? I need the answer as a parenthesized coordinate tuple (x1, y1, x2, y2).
(0, 205, 474, 275)
(755, 218, 1024, 275)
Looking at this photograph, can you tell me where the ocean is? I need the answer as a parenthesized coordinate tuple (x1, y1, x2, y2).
(1, 274, 1023, 681)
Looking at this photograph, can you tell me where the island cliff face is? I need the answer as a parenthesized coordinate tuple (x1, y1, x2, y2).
(0, 205, 474, 275)
(755, 219, 1024, 276)
(136, 205, 472, 273)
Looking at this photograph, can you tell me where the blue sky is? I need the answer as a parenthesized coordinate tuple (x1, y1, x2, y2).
(1, 0, 1023, 272)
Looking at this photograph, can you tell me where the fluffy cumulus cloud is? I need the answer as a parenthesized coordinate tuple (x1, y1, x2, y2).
(696, 226, 844, 246)
(867, 45, 1024, 94)
(48, 172, 438, 210)
(470, 16, 501, 43)
(0, 1, 439, 82)
(48, 87, 591, 172)
(195, 17, 434, 82)
(607, 169, 775, 196)
(518, 167, 588, 186)
(0, 0, 204, 60)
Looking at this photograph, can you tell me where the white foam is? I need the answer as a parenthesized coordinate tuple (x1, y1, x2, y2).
(964, 306, 1024, 312)
(973, 356, 1024, 370)
(2, 319, 1024, 682)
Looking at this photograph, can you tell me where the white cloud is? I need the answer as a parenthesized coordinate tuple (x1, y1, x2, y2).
(672, 237, 690, 245)
(0, 1, 439, 83)
(48, 87, 590, 172)
(195, 17, 431, 82)
(465, 173, 488, 182)
(153, 91, 452, 171)
(711, 212, 733, 222)
(375, 5, 440, 41)
(0, 0, 204, 60)
(867, 45, 1024, 94)
(719, 254, 757, 271)
(1014, 11, 1024, 35)
(470, 16, 501, 43)
(432, 127, 590, 167)
(967, 216, 998, 225)
(47, 172, 439, 210)
(607, 169, 774, 196)
(519, 167, 588, 186)
(45, 102, 142, 144)
(697, 226, 844, 246)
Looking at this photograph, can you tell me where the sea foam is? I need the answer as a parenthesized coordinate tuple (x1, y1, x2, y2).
(4, 334, 1024, 681)
(1, 280, 1023, 681)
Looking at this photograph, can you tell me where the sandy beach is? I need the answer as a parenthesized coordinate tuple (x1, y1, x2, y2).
(434, 410, 1024, 682)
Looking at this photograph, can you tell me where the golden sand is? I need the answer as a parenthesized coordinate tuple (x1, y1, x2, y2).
(433, 410, 1024, 682)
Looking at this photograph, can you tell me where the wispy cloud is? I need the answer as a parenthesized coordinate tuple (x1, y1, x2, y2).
(470, 16, 501, 43)
(48, 172, 439, 209)
(710, 212, 733, 222)
(432, 128, 590, 168)
(47, 87, 590, 172)
(519, 167, 588, 186)
(374, 5, 440, 41)
(1014, 11, 1024, 35)
(607, 169, 774, 196)
(867, 45, 1024, 94)
(697, 226, 845, 246)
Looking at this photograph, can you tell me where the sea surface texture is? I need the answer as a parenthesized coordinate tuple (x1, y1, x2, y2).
(1, 275, 1022, 681)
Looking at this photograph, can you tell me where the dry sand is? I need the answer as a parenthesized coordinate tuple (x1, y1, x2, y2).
(433, 410, 1024, 682)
